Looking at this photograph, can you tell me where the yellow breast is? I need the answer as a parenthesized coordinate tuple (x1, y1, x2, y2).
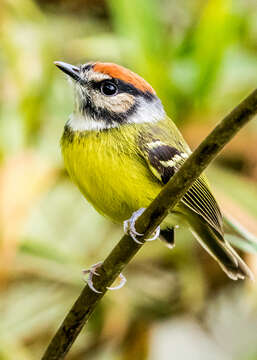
(61, 124, 161, 223)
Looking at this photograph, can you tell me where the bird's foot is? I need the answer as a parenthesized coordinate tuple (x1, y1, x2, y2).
(123, 208, 160, 244)
(83, 262, 127, 294)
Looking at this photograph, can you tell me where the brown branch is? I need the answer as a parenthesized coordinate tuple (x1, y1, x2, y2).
(41, 89, 257, 360)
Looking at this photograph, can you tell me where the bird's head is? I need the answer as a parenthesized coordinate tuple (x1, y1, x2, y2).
(55, 61, 165, 131)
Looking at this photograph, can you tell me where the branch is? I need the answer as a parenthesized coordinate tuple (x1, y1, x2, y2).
(41, 89, 257, 360)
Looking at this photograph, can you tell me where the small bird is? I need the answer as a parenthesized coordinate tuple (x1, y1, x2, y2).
(55, 60, 253, 288)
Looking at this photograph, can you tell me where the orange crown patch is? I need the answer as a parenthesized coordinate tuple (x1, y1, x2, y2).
(93, 63, 155, 94)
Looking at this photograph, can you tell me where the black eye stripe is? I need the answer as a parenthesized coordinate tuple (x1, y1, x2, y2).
(88, 78, 155, 101)
(100, 81, 118, 96)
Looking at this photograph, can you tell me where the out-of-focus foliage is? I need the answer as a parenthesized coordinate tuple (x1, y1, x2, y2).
(0, 0, 257, 359)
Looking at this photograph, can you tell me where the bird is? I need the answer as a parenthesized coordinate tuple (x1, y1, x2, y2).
(55, 60, 253, 290)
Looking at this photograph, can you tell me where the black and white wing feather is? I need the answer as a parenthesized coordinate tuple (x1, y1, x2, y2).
(139, 136, 224, 238)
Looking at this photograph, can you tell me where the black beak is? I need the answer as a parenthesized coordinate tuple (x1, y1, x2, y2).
(54, 61, 82, 82)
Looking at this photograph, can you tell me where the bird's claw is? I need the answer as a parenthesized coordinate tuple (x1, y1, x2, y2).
(107, 272, 127, 291)
(123, 208, 160, 244)
(83, 262, 102, 293)
(83, 261, 126, 293)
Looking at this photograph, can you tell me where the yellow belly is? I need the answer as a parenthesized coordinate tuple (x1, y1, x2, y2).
(61, 125, 162, 223)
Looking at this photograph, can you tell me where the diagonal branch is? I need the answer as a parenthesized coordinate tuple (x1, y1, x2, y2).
(41, 89, 257, 360)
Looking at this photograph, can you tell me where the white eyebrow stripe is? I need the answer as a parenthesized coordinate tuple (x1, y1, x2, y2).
(88, 70, 112, 82)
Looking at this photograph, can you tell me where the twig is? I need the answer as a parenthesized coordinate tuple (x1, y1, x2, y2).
(41, 89, 257, 360)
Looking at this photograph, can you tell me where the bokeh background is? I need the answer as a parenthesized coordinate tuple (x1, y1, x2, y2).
(1, 0, 257, 359)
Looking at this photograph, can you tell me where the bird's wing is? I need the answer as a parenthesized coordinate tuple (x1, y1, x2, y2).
(138, 121, 224, 238)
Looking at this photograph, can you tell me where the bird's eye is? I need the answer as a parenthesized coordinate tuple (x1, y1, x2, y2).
(100, 81, 118, 96)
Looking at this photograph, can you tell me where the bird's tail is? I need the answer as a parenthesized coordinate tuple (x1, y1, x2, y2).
(186, 214, 254, 281)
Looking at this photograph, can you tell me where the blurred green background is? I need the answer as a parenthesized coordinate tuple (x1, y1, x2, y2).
(0, 0, 257, 359)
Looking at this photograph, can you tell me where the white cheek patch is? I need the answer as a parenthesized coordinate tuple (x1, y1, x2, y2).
(127, 98, 165, 125)
(67, 97, 165, 132)
(91, 91, 135, 113)
(67, 113, 112, 131)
